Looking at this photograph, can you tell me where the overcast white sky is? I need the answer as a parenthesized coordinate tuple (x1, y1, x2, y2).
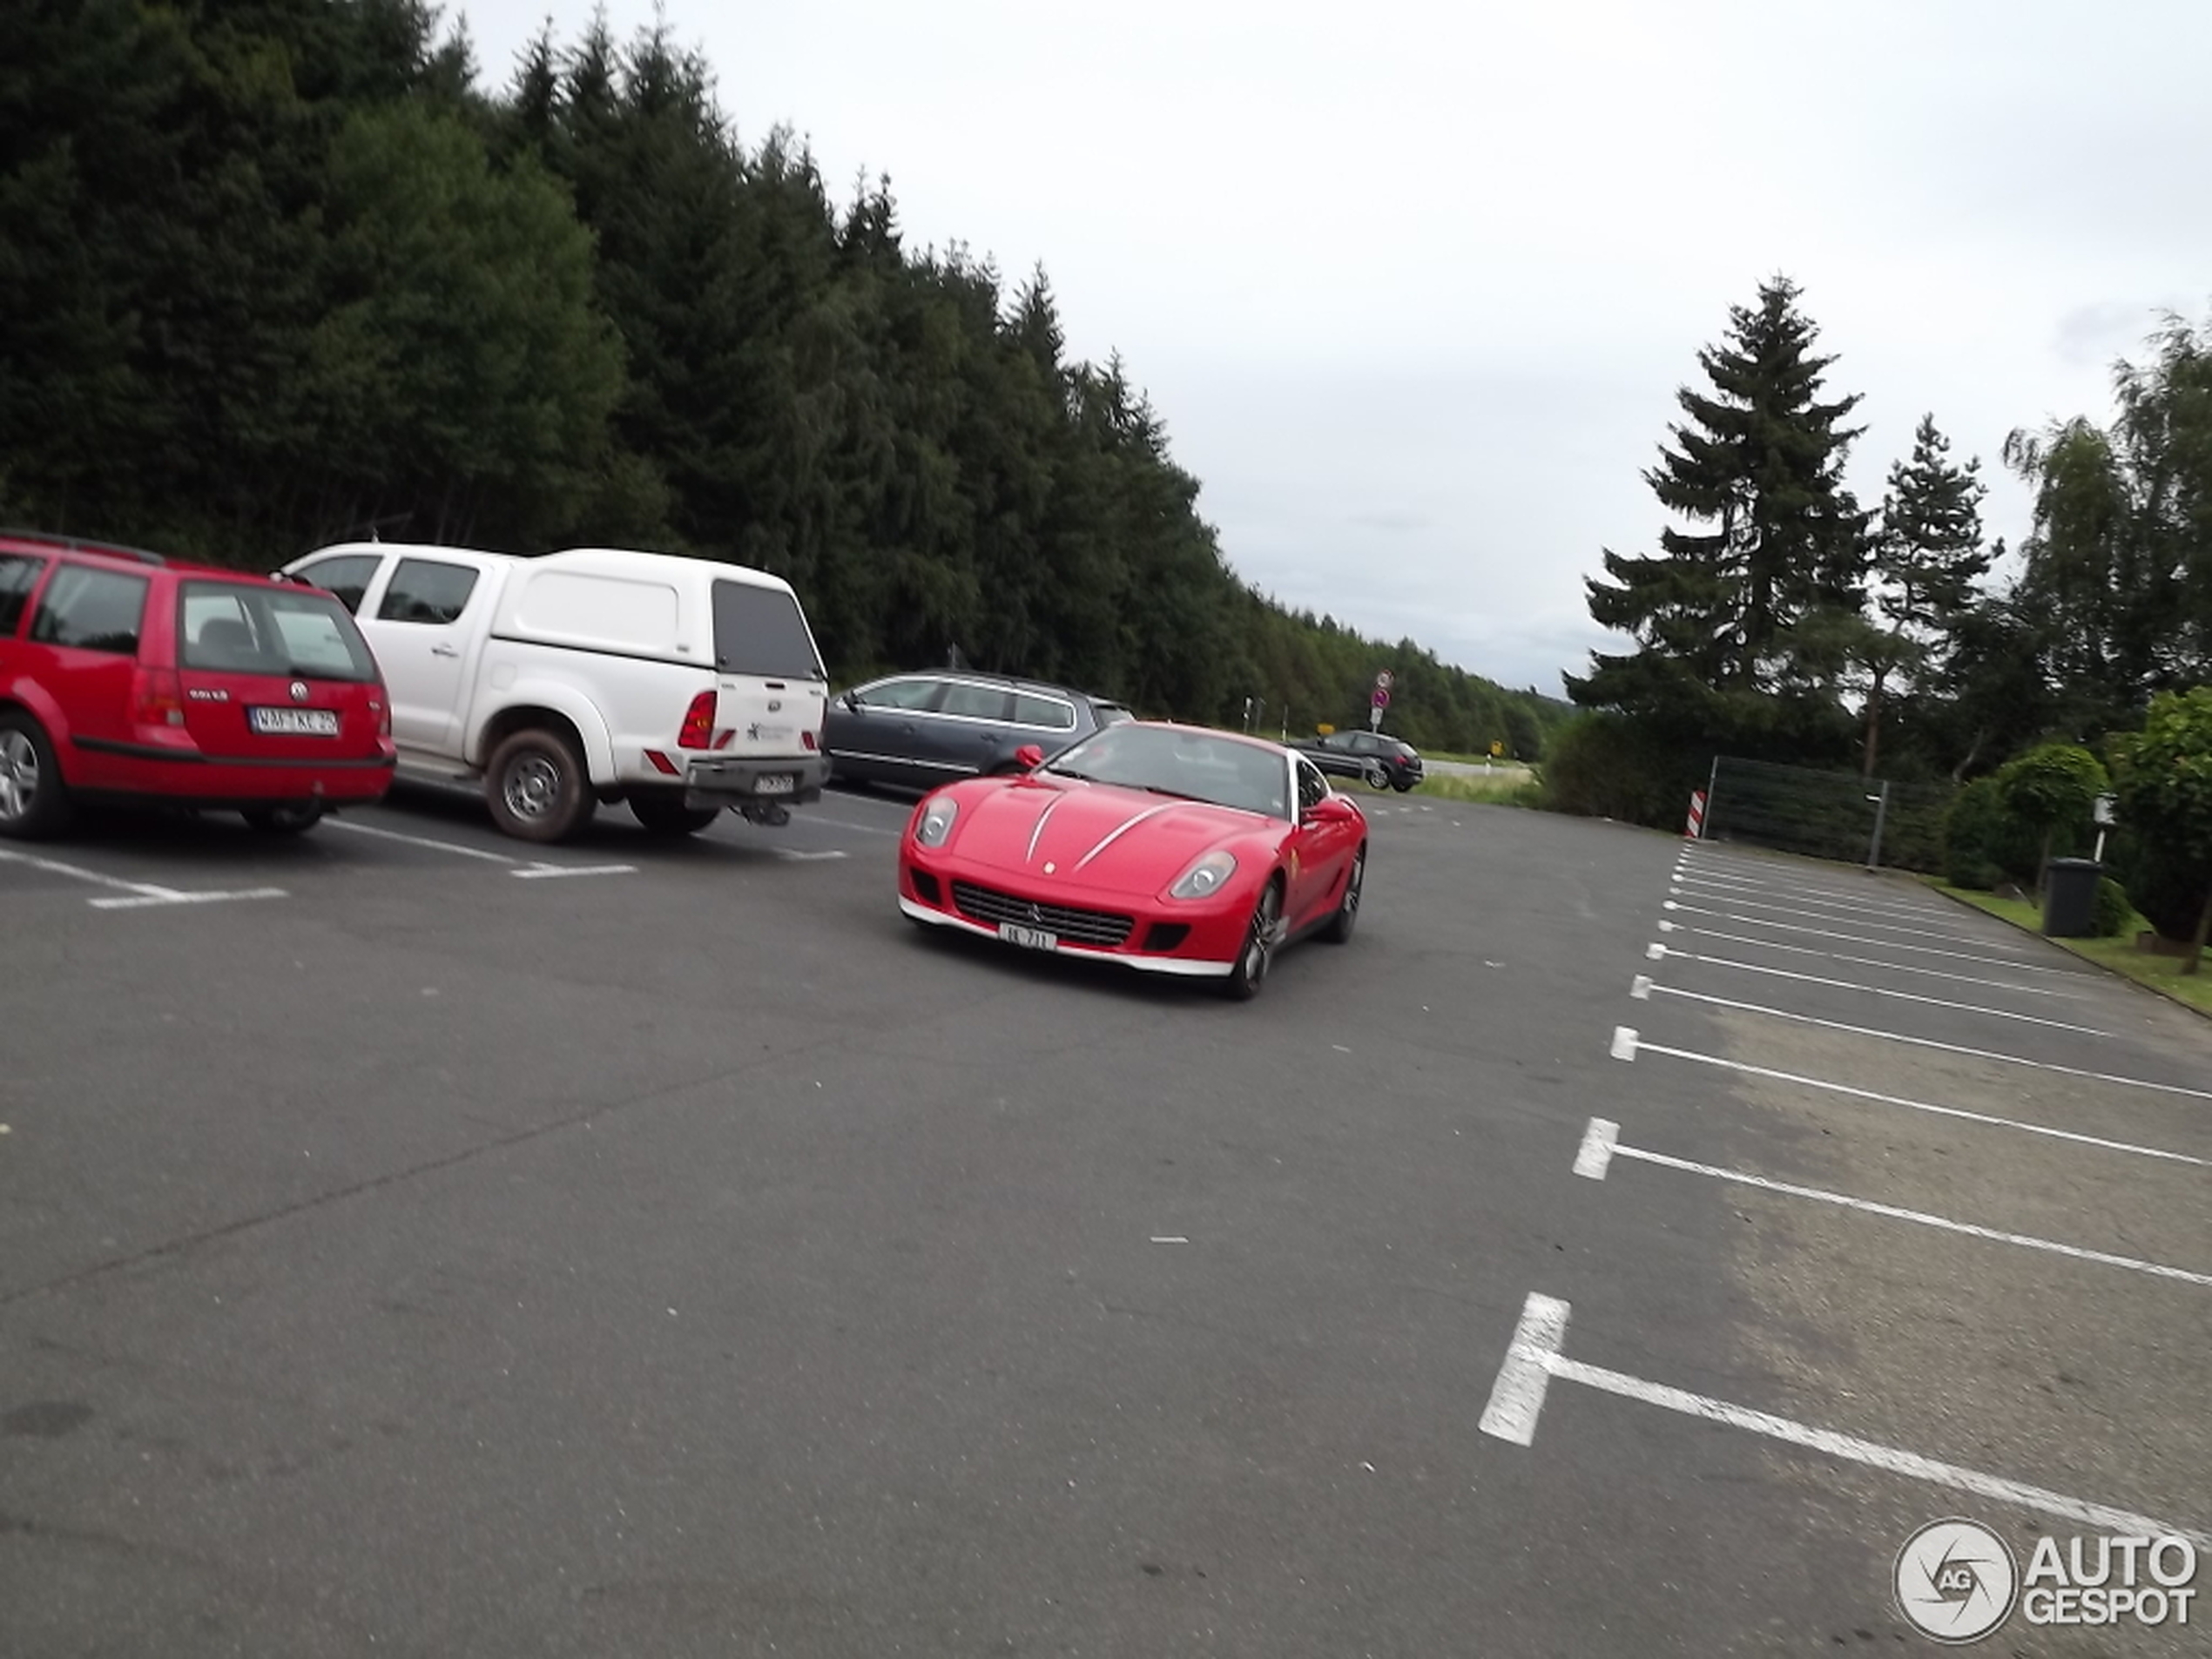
(457, 1, 2212, 697)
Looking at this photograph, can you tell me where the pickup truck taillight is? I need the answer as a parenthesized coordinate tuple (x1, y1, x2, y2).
(678, 690, 717, 749)
(132, 666, 185, 728)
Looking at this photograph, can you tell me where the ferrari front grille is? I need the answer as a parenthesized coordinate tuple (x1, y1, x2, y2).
(951, 880, 1134, 947)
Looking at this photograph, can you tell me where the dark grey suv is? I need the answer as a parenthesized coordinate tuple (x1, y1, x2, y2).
(824, 671, 1132, 791)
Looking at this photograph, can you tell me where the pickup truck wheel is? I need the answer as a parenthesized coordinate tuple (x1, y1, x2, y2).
(631, 799, 722, 837)
(486, 727, 594, 844)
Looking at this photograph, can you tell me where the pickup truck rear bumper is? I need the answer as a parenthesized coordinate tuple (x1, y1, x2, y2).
(681, 754, 830, 809)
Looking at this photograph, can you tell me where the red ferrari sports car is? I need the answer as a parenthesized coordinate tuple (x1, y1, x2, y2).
(896, 720, 1368, 998)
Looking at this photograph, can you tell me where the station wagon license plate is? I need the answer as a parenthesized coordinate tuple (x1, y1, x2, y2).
(248, 707, 340, 737)
(753, 773, 795, 795)
(998, 923, 1058, 952)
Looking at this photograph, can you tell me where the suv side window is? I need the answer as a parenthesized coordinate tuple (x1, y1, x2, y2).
(1011, 691, 1076, 731)
(377, 558, 479, 624)
(1296, 757, 1330, 814)
(0, 553, 49, 637)
(293, 553, 382, 616)
(939, 682, 1013, 720)
(30, 564, 150, 655)
(856, 677, 944, 711)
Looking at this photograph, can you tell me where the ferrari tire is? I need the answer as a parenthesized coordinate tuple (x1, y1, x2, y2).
(1319, 846, 1364, 944)
(1219, 878, 1284, 1001)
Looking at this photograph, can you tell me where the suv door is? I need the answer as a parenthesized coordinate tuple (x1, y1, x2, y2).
(356, 555, 485, 753)
(23, 562, 151, 789)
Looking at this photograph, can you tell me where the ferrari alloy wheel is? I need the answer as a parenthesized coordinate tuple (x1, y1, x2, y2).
(1320, 846, 1364, 944)
(1221, 879, 1283, 1001)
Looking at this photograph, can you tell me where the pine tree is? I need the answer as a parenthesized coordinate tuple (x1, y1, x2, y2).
(1570, 276, 1868, 727)
(1860, 414, 1989, 772)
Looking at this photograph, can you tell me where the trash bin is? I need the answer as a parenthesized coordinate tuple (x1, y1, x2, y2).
(2042, 858, 2103, 938)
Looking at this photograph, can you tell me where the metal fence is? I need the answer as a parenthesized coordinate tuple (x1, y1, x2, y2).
(1700, 757, 1954, 873)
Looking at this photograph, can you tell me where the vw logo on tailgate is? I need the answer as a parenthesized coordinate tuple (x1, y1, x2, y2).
(289, 680, 310, 703)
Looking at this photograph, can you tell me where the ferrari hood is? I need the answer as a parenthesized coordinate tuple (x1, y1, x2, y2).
(947, 779, 1278, 894)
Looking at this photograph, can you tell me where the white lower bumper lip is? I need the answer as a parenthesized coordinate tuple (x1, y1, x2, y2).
(898, 894, 1233, 977)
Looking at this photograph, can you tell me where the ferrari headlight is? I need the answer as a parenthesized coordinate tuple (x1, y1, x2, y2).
(914, 797, 959, 849)
(1168, 849, 1237, 900)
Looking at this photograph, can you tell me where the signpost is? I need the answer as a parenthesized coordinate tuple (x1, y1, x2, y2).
(1370, 669, 1391, 731)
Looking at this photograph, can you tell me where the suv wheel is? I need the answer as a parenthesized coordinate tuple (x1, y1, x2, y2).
(0, 712, 70, 840)
(486, 727, 594, 844)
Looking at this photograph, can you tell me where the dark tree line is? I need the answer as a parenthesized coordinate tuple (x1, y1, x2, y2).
(1561, 273, 2212, 815)
(0, 0, 1563, 757)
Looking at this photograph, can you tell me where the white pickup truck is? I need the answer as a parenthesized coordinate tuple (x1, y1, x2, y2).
(278, 541, 832, 843)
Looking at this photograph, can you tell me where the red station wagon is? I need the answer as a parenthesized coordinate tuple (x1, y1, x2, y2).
(0, 530, 398, 838)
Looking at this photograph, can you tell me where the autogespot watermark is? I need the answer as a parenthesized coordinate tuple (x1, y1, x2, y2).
(1893, 1517, 2200, 1644)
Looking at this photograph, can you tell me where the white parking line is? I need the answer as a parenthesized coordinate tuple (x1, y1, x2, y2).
(0, 846, 287, 910)
(1662, 901, 2081, 975)
(1609, 1027, 2209, 1167)
(326, 819, 634, 879)
(1635, 954, 2108, 1035)
(1655, 920, 2084, 999)
(1671, 870, 1964, 923)
(1478, 1291, 2212, 1546)
(800, 814, 902, 838)
(1667, 885, 2008, 948)
(1573, 1118, 2212, 1288)
(1637, 985, 2212, 1103)
(771, 848, 850, 861)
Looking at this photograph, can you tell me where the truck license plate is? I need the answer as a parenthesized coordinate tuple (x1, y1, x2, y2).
(754, 774, 795, 795)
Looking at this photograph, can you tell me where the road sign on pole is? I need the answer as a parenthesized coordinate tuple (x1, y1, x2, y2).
(1375, 669, 1393, 692)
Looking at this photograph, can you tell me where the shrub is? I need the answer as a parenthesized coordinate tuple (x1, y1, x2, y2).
(1940, 778, 2006, 889)
(1541, 712, 1706, 827)
(2093, 875, 2134, 939)
(1995, 743, 2109, 888)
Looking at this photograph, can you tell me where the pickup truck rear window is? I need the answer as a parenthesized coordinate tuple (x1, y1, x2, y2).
(712, 580, 824, 680)
(179, 581, 380, 683)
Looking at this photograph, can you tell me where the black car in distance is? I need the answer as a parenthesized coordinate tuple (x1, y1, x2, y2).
(1290, 728, 1426, 792)
(823, 670, 1134, 792)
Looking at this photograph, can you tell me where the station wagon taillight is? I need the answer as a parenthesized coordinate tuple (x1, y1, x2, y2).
(678, 689, 717, 749)
(132, 666, 185, 728)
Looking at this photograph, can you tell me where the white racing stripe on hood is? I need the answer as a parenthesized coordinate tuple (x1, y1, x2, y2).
(1025, 789, 1076, 865)
(1071, 801, 1181, 872)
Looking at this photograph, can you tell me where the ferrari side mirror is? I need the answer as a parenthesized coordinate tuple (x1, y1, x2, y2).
(1014, 743, 1045, 771)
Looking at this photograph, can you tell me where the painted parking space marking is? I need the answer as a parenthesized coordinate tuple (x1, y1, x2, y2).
(1635, 953, 2109, 1035)
(1635, 984, 2212, 1103)
(1670, 869, 1966, 924)
(1666, 885, 2012, 948)
(1609, 1028, 2209, 1167)
(1662, 901, 2083, 975)
(1478, 1291, 2212, 1546)
(327, 818, 635, 878)
(1573, 1118, 2212, 1288)
(0, 845, 286, 911)
(1655, 920, 2084, 999)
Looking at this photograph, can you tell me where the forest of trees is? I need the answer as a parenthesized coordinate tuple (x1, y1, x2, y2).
(1558, 273, 2212, 950)
(0, 0, 1567, 759)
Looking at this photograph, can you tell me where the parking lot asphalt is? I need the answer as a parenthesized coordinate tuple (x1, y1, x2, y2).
(2, 786, 2207, 1656)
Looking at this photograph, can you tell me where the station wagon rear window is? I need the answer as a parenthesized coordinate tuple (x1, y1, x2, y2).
(179, 582, 380, 682)
(711, 580, 824, 680)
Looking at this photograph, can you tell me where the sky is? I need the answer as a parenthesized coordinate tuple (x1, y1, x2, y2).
(455, 0, 2212, 698)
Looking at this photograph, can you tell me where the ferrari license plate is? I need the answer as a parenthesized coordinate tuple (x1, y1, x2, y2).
(998, 922, 1058, 952)
(753, 773, 795, 795)
(248, 706, 340, 737)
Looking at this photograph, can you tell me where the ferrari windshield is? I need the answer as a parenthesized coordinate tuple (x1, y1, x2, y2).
(1041, 725, 1290, 820)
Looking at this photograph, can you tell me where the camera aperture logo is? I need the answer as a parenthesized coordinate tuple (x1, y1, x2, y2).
(1894, 1517, 2201, 1643)
(1895, 1519, 2018, 1642)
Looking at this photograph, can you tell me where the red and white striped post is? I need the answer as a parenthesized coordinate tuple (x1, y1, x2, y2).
(1684, 789, 1708, 840)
